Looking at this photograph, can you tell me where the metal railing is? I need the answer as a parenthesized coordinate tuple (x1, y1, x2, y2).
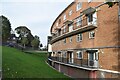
(49, 57, 98, 69)
(52, 17, 97, 39)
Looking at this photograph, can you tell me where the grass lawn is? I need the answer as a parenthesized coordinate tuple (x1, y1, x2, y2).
(2, 46, 71, 79)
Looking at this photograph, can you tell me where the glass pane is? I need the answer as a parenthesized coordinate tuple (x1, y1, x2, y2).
(89, 53, 94, 60)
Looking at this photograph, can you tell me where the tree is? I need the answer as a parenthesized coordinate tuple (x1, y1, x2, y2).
(42, 45, 47, 51)
(31, 35, 40, 49)
(0, 15, 11, 42)
(106, 1, 119, 8)
(21, 37, 28, 48)
(40, 43, 43, 48)
(15, 26, 31, 38)
(15, 26, 34, 47)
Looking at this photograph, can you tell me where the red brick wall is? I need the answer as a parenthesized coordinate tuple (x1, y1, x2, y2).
(51, 2, 119, 75)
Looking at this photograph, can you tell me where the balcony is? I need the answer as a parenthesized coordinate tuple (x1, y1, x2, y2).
(51, 17, 97, 44)
(48, 57, 99, 70)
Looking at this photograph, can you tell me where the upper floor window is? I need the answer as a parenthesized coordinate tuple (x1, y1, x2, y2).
(77, 33, 82, 42)
(63, 14, 66, 20)
(76, 16, 82, 27)
(63, 26, 66, 33)
(68, 24, 73, 32)
(76, 2, 82, 11)
(87, 12, 97, 25)
(69, 10, 73, 16)
(63, 38, 66, 44)
(89, 31, 95, 39)
(88, 0, 92, 2)
(59, 19, 61, 24)
(57, 30, 61, 36)
(77, 51, 83, 59)
(69, 36, 72, 43)
(87, 14, 93, 23)
(56, 22, 58, 26)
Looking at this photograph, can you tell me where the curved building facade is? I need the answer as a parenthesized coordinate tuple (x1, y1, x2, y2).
(48, 0, 120, 79)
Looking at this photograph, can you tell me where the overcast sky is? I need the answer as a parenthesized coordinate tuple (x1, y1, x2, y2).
(0, 0, 73, 46)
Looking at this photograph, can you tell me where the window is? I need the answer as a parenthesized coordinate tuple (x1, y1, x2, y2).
(76, 2, 82, 11)
(88, 0, 92, 2)
(89, 53, 94, 60)
(63, 38, 66, 44)
(69, 37, 72, 42)
(68, 24, 73, 32)
(57, 30, 61, 36)
(77, 51, 83, 59)
(76, 16, 82, 27)
(69, 10, 73, 16)
(95, 52, 99, 60)
(77, 33, 82, 42)
(87, 14, 93, 22)
(56, 22, 58, 26)
(63, 52, 67, 58)
(59, 19, 61, 24)
(63, 14, 66, 20)
(63, 26, 66, 33)
(89, 31, 95, 39)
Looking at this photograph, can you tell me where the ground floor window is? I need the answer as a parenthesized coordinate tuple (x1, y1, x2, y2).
(77, 51, 83, 59)
(63, 52, 67, 58)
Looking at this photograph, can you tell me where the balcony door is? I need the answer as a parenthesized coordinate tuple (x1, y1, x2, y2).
(58, 52, 62, 62)
(68, 24, 73, 32)
(68, 52, 74, 63)
(87, 12, 97, 25)
(88, 52, 98, 67)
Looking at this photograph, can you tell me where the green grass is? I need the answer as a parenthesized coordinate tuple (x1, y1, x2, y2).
(2, 46, 70, 78)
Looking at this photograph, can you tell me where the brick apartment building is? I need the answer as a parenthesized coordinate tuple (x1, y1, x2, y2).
(48, 0, 120, 79)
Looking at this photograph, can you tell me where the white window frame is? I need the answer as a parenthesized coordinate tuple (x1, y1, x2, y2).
(76, 2, 82, 11)
(77, 51, 83, 59)
(88, 0, 92, 3)
(89, 31, 95, 39)
(68, 24, 73, 32)
(69, 10, 73, 16)
(63, 14, 66, 20)
(76, 33, 83, 42)
(63, 26, 66, 33)
(63, 52, 67, 58)
(69, 36, 72, 43)
(76, 16, 82, 27)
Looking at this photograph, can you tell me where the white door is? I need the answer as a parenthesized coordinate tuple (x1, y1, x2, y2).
(88, 52, 98, 67)
(87, 12, 97, 25)
(69, 24, 73, 32)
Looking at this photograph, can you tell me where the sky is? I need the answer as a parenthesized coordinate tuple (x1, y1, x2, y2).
(0, 0, 73, 46)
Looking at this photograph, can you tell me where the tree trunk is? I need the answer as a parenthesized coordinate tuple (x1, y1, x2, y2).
(24, 44, 25, 48)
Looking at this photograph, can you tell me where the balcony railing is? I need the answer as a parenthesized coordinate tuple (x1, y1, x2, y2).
(49, 57, 99, 69)
(51, 17, 97, 44)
